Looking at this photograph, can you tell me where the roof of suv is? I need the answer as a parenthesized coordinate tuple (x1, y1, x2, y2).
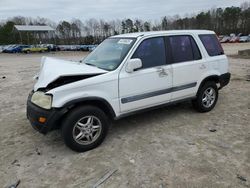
(111, 30, 215, 38)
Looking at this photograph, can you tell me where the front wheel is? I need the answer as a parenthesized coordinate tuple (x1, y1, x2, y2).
(192, 81, 218, 113)
(61, 106, 109, 152)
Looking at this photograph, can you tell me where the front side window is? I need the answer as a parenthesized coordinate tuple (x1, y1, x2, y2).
(199, 34, 224, 56)
(132, 37, 166, 69)
(169, 35, 201, 63)
(83, 38, 136, 71)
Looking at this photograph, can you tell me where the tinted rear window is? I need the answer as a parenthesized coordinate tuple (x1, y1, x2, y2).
(199, 34, 224, 56)
(169, 35, 201, 63)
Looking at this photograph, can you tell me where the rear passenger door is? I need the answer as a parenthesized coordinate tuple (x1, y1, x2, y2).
(168, 35, 206, 101)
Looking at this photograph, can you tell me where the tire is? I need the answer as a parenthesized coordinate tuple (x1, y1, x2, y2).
(61, 106, 110, 152)
(192, 81, 218, 113)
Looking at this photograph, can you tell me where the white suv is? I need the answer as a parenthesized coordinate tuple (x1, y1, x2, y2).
(27, 30, 231, 152)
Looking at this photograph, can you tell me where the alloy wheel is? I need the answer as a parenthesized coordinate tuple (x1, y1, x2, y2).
(72, 116, 102, 145)
(202, 87, 216, 108)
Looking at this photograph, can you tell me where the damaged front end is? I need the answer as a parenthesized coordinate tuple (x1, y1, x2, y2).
(27, 56, 108, 134)
(34, 56, 108, 91)
(45, 74, 102, 90)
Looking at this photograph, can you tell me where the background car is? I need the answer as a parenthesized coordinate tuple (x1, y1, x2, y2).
(22, 45, 48, 53)
(229, 33, 242, 43)
(3, 45, 30, 53)
(88, 44, 98, 52)
(58, 45, 72, 51)
(239, 36, 250, 42)
(220, 36, 231, 43)
(2, 45, 17, 52)
(42, 44, 60, 51)
(80, 45, 89, 51)
(218, 35, 224, 41)
(0, 45, 4, 53)
(57, 45, 67, 51)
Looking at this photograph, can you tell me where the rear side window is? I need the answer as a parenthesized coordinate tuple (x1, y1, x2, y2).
(132, 37, 166, 69)
(169, 35, 201, 63)
(199, 34, 224, 56)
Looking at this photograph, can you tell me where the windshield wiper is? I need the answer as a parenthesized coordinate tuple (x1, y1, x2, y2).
(85, 63, 97, 67)
(85, 62, 110, 71)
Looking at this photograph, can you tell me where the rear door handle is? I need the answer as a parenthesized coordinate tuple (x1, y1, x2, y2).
(199, 64, 206, 69)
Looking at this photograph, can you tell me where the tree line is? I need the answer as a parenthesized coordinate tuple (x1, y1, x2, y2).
(0, 2, 249, 45)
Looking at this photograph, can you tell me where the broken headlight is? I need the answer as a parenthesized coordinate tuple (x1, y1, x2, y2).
(31, 91, 52, 109)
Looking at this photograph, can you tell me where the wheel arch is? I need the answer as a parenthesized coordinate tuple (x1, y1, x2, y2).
(197, 75, 220, 95)
(62, 97, 117, 120)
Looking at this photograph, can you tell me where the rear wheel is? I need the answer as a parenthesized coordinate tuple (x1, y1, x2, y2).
(192, 81, 218, 112)
(61, 106, 110, 152)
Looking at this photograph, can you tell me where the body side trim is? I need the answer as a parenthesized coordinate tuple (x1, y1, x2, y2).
(116, 96, 196, 120)
(121, 82, 197, 104)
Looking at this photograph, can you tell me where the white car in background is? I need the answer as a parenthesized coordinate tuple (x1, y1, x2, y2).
(27, 30, 231, 152)
(239, 36, 250, 42)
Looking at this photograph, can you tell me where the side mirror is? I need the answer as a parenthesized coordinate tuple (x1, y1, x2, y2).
(126, 58, 142, 73)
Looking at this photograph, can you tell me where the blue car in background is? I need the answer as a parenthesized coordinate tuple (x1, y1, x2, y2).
(80, 44, 98, 51)
(88, 44, 98, 51)
(3, 45, 30, 53)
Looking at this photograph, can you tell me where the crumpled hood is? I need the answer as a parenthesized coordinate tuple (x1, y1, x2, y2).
(34, 57, 107, 91)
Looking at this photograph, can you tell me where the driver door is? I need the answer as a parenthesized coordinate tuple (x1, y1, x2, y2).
(119, 37, 173, 113)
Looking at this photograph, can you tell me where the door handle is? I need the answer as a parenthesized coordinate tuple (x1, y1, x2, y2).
(157, 67, 164, 72)
(156, 67, 168, 77)
(199, 64, 206, 69)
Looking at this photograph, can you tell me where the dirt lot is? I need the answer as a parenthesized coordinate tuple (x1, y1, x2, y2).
(0, 43, 250, 188)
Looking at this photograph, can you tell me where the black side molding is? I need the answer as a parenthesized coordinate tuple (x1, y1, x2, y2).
(219, 73, 231, 89)
(116, 97, 196, 120)
(121, 82, 197, 104)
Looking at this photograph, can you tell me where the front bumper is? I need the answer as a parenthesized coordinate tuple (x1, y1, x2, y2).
(219, 72, 231, 89)
(26, 92, 66, 134)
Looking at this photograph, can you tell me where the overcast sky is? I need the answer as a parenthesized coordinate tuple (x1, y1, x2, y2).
(0, 0, 247, 22)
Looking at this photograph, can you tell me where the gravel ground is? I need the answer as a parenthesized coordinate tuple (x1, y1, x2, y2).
(0, 44, 250, 188)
